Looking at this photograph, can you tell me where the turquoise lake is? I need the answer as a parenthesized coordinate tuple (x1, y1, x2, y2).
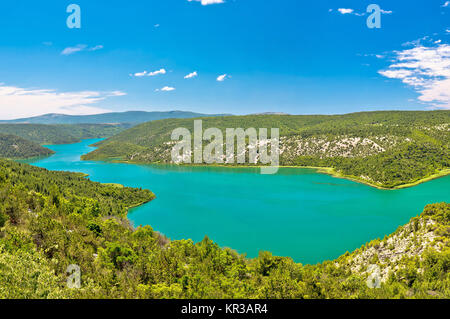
(26, 139, 450, 264)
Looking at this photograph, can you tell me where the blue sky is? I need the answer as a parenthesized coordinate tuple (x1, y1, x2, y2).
(0, 0, 449, 119)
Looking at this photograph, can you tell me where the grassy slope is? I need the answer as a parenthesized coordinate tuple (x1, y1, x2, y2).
(83, 111, 450, 188)
(0, 158, 448, 298)
(0, 134, 54, 159)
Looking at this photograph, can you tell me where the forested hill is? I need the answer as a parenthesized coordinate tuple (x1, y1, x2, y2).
(0, 158, 448, 298)
(83, 110, 450, 188)
(0, 111, 231, 125)
(0, 134, 54, 159)
(0, 123, 131, 145)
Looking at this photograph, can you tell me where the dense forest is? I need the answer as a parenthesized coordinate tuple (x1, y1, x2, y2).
(83, 111, 450, 188)
(0, 158, 448, 298)
(0, 134, 54, 159)
(0, 123, 131, 145)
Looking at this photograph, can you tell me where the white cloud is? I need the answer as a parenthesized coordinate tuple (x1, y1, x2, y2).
(89, 45, 104, 51)
(216, 74, 228, 82)
(148, 68, 167, 76)
(130, 68, 166, 77)
(132, 71, 147, 77)
(379, 69, 414, 79)
(337, 8, 354, 14)
(155, 86, 175, 92)
(336, 8, 364, 16)
(334, 7, 392, 16)
(61, 44, 104, 55)
(360, 53, 385, 59)
(0, 84, 125, 119)
(378, 43, 450, 109)
(109, 91, 127, 97)
(402, 36, 430, 47)
(184, 71, 198, 79)
(442, 1, 450, 8)
(61, 45, 87, 55)
(188, 0, 225, 5)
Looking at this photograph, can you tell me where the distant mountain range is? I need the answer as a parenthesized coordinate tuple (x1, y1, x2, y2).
(0, 111, 231, 125)
(251, 112, 291, 115)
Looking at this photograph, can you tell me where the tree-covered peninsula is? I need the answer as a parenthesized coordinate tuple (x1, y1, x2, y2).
(0, 134, 54, 159)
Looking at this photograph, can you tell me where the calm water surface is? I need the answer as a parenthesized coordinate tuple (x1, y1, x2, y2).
(26, 139, 450, 264)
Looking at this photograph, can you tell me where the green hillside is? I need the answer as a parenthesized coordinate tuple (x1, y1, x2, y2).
(0, 134, 54, 159)
(0, 158, 448, 298)
(0, 123, 131, 145)
(83, 111, 450, 188)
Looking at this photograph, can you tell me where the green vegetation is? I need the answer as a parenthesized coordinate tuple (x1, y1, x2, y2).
(83, 111, 450, 188)
(0, 134, 54, 159)
(0, 158, 448, 299)
(0, 123, 132, 145)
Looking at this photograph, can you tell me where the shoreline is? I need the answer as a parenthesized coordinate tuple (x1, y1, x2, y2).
(83, 156, 450, 190)
(126, 196, 156, 211)
(67, 171, 155, 210)
(14, 152, 55, 162)
(319, 168, 450, 190)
